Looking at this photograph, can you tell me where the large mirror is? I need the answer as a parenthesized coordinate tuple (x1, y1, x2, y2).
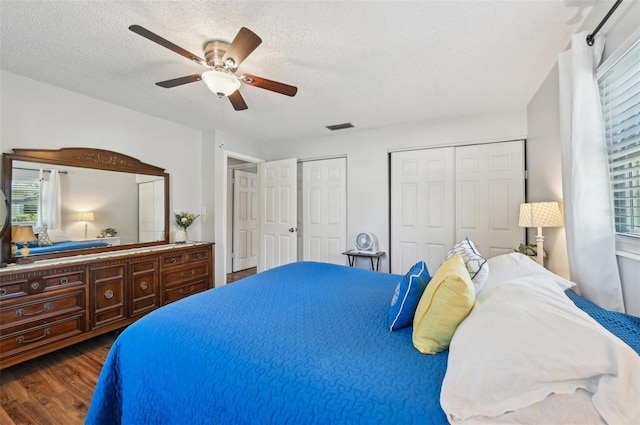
(1, 148, 169, 262)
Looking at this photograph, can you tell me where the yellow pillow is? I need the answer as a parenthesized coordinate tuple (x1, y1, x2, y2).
(412, 253, 475, 354)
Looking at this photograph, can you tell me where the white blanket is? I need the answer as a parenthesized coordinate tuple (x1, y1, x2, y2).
(440, 276, 640, 424)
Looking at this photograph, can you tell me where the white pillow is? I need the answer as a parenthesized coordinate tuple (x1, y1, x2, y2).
(47, 229, 72, 244)
(444, 237, 488, 292)
(441, 276, 640, 424)
(482, 252, 574, 292)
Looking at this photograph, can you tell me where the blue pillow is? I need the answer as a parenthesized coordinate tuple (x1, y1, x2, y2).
(389, 261, 431, 331)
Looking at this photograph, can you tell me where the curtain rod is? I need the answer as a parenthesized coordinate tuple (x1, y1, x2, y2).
(586, 0, 623, 46)
(14, 166, 68, 174)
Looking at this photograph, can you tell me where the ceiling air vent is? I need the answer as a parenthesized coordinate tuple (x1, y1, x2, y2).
(325, 122, 354, 131)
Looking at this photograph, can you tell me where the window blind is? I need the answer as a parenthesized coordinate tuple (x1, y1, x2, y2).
(11, 179, 40, 224)
(598, 38, 640, 237)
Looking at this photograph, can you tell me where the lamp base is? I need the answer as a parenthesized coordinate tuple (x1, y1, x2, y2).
(535, 227, 545, 267)
(16, 256, 35, 265)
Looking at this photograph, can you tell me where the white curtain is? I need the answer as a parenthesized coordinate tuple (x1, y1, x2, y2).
(41, 169, 62, 229)
(558, 31, 624, 312)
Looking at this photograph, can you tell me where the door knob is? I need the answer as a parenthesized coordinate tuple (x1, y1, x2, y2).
(289, 227, 297, 233)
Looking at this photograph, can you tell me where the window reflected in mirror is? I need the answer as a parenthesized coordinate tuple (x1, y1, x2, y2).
(2, 148, 169, 261)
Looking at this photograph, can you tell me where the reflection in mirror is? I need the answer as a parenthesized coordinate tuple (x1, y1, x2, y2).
(12, 162, 165, 244)
(2, 148, 170, 262)
(0, 190, 8, 238)
(0, 190, 8, 267)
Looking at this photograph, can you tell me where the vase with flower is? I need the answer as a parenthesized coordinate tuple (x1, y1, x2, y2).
(174, 211, 199, 243)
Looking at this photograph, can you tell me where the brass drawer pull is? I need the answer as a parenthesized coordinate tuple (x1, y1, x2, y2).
(30, 281, 41, 290)
(180, 269, 196, 278)
(140, 281, 148, 290)
(178, 285, 195, 295)
(0, 288, 6, 295)
(195, 253, 202, 259)
(104, 289, 114, 299)
(170, 258, 177, 264)
(17, 328, 51, 344)
(16, 302, 52, 317)
(59, 277, 69, 285)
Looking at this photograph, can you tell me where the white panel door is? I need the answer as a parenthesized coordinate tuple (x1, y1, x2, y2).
(258, 158, 298, 272)
(139, 180, 164, 243)
(390, 148, 455, 274)
(302, 158, 347, 265)
(152, 180, 165, 241)
(138, 182, 153, 243)
(232, 169, 258, 272)
(455, 141, 525, 257)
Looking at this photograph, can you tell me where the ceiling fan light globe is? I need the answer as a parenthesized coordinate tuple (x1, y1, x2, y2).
(201, 69, 241, 97)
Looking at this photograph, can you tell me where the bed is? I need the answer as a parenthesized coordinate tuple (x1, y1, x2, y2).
(15, 239, 109, 255)
(85, 256, 640, 424)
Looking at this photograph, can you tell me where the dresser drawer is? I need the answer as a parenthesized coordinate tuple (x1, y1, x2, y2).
(163, 264, 209, 288)
(0, 268, 85, 300)
(187, 248, 209, 263)
(0, 313, 84, 360)
(42, 270, 85, 292)
(0, 288, 85, 328)
(90, 263, 125, 329)
(0, 279, 28, 299)
(131, 259, 159, 317)
(161, 252, 185, 268)
(163, 280, 208, 305)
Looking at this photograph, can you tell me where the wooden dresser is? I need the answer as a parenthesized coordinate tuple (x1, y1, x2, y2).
(0, 242, 214, 369)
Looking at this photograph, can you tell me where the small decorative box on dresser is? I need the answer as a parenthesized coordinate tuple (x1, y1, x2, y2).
(0, 242, 214, 369)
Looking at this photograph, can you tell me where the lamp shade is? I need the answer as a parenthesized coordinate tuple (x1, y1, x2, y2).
(80, 212, 95, 222)
(201, 69, 241, 97)
(518, 202, 564, 228)
(14, 225, 37, 243)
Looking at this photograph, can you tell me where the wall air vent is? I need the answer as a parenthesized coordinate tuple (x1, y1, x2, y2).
(325, 122, 355, 131)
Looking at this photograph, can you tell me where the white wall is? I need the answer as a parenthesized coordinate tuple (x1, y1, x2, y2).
(526, 0, 640, 316)
(1, 70, 270, 287)
(525, 64, 569, 278)
(265, 109, 528, 272)
(1, 70, 203, 242)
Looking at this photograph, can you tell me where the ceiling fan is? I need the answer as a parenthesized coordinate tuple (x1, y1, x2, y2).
(129, 25, 297, 111)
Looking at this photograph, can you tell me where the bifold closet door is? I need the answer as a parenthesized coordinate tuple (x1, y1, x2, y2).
(455, 141, 525, 257)
(390, 148, 455, 274)
(390, 140, 525, 275)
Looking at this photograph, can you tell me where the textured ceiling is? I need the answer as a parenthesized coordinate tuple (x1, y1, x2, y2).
(0, 1, 597, 144)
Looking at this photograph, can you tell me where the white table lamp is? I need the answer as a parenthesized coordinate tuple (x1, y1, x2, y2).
(80, 211, 95, 239)
(518, 202, 564, 266)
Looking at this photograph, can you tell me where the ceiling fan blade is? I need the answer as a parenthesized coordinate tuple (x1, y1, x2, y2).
(155, 74, 202, 88)
(129, 25, 206, 66)
(222, 27, 262, 69)
(228, 90, 248, 111)
(241, 74, 297, 97)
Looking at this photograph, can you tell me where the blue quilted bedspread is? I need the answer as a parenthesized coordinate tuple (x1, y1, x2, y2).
(85, 262, 640, 425)
(16, 240, 109, 256)
(566, 289, 640, 353)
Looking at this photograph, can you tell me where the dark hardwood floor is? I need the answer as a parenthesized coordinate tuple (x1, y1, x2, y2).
(0, 268, 256, 425)
(227, 266, 257, 283)
(0, 331, 117, 425)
